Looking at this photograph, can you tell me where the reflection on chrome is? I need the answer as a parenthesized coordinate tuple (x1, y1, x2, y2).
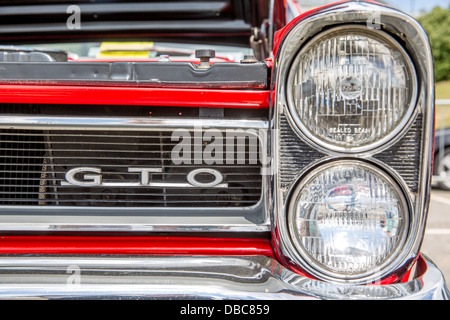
(0, 255, 447, 300)
(289, 276, 422, 300)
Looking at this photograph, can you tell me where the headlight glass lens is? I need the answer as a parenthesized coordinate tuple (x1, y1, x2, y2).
(287, 27, 417, 151)
(288, 161, 408, 278)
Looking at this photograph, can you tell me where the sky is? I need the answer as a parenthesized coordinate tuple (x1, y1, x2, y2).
(386, 0, 450, 15)
(299, 1, 450, 15)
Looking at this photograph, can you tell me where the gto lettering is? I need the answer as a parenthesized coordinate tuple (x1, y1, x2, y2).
(64, 167, 102, 187)
(61, 167, 227, 188)
(187, 169, 223, 188)
(128, 167, 163, 185)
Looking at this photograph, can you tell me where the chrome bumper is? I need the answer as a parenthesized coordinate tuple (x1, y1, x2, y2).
(0, 255, 448, 300)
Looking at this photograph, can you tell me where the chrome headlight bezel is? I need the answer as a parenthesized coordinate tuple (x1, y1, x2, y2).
(285, 25, 419, 155)
(286, 159, 412, 283)
(272, 1, 435, 285)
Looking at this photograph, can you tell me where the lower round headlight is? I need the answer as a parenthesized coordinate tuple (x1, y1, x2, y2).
(287, 160, 409, 282)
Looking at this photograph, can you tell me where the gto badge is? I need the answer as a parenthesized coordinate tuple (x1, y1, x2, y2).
(60, 167, 227, 188)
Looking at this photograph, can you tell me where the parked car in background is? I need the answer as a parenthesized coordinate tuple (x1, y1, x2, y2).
(0, 0, 447, 300)
(434, 127, 450, 190)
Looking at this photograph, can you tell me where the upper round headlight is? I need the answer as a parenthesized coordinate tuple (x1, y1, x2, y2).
(286, 26, 417, 153)
(287, 160, 409, 282)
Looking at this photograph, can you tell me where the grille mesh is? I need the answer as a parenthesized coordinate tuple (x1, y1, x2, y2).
(374, 114, 422, 193)
(279, 113, 423, 199)
(0, 129, 45, 205)
(0, 129, 263, 207)
(279, 114, 325, 195)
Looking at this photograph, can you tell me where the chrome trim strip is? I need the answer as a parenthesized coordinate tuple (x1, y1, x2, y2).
(272, 1, 435, 284)
(0, 116, 269, 131)
(0, 196, 269, 233)
(0, 255, 446, 300)
(0, 213, 270, 233)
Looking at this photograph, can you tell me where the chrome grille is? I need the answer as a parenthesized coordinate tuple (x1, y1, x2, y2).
(0, 126, 263, 208)
(0, 129, 46, 205)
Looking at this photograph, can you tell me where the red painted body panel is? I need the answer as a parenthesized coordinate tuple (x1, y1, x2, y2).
(0, 234, 422, 284)
(272, 0, 382, 56)
(0, 236, 274, 257)
(0, 85, 270, 109)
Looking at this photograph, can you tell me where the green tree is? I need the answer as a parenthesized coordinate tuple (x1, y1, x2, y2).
(418, 7, 450, 82)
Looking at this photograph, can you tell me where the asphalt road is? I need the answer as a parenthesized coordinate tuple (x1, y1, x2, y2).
(421, 188, 450, 284)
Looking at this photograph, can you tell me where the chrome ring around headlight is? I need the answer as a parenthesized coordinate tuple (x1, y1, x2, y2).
(285, 25, 418, 154)
(286, 159, 412, 284)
